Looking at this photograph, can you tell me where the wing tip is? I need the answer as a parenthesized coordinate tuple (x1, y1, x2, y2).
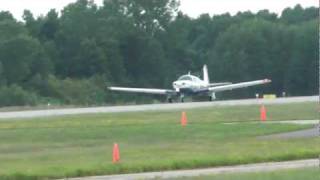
(263, 79, 272, 83)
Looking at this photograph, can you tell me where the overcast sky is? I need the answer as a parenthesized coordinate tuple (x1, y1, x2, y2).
(0, 0, 317, 21)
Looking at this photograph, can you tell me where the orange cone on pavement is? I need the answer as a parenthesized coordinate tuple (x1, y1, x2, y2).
(181, 111, 187, 126)
(260, 105, 267, 121)
(112, 143, 120, 163)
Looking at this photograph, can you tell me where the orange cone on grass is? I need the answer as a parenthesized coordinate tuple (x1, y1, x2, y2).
(112, 143, 120, 163)
(260, 105, 267, 121)
(181, 111, 187, 126)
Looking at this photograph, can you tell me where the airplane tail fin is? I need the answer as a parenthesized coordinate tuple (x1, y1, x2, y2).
(203, 64, 209, 85)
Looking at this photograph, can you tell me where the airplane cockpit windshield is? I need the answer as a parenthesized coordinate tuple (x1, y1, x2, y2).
(178, 75, 193, 81)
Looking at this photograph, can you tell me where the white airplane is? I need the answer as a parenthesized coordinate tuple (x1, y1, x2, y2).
(108, 65, 271, 102)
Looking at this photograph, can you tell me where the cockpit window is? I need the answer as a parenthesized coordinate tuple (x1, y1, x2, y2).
(178, 75, 192, 81)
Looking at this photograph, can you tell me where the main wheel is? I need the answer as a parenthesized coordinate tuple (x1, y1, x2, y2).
(209, 93, 216, 101)
(167, 98, 173, 103)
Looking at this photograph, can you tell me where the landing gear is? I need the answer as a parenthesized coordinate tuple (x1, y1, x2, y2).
(180, 94, 185, 103)
(167, 97, 173, 103)
(209, 93, 216, 101)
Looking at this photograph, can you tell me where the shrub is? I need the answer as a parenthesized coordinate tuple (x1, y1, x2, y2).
(45, 75, 106, 105)
(0, 84, 37, 107)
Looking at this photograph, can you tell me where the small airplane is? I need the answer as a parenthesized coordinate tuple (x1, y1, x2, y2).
(108, 65, 271, 102)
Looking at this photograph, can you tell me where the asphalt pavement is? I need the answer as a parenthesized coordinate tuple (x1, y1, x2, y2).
(260, 124, 320, 139)
(63, 159, 319, 180)
(0, 96, 317, 120)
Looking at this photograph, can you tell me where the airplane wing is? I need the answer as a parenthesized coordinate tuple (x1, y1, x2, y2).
(209, 82, 232, 87)
(108, 87, 176, 95)
(208, 79, 271, 92)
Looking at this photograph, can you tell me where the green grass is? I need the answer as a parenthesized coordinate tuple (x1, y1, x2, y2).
(171, 168, 320, 180)
(0, 102, 319, 179)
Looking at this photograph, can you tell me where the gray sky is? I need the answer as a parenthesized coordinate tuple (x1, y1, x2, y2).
(0, 0, 317, 20)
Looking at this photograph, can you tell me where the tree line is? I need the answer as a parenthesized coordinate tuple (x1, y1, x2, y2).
(0, 0, 318, 107)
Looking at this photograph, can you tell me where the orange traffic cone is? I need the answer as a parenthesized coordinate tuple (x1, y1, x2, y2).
(112, 143, 120, 163)
(181, 111, 187, 126)
(260, 105, 267, 121)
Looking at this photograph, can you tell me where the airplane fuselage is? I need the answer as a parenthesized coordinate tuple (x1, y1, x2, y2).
(172, 75, 209, 95)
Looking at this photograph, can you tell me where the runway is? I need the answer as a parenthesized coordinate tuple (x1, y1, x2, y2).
(224, 120, 319, 125)
(64, 159, 319, 180)
(0, 96, 317, 119)
(260, 124, 319, 139)
(225, 120, 320, 139)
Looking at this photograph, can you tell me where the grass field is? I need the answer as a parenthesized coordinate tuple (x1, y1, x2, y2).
(0, 102, 319, 179)
(173, 168, 320, 180)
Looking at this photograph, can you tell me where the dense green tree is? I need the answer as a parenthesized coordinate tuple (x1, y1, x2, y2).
(281, 4, 318, 24)
(23, 10, 40, 37)
(0, 1, 318, 106)
(160, 12, 194, 77)
(285, 20, 318, 95)
(123, 0, 179, 35)
(0, 12, 53, 99)
(39, 9, 60, 40)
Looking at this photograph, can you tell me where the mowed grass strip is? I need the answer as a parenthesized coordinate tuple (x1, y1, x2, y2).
(0, 102, 319, 179)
